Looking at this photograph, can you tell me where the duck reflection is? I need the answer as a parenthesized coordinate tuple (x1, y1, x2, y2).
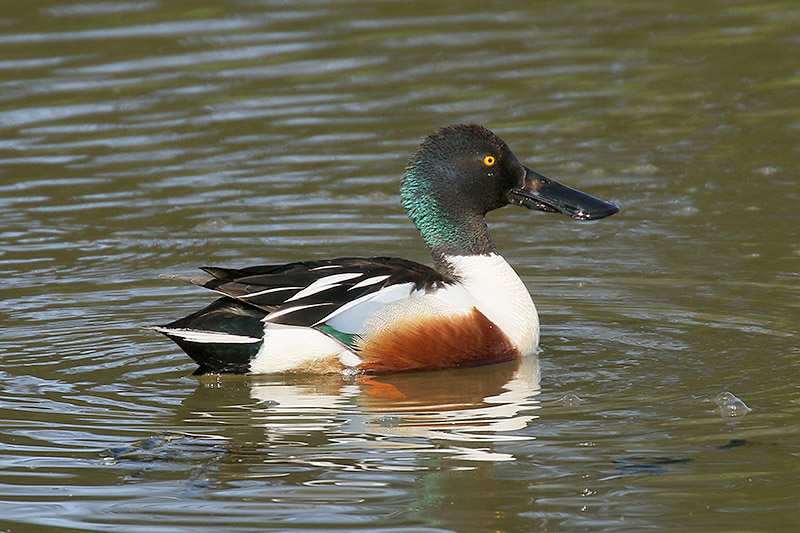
(355, 356, 540, 442)
(183, 356, 540, 462)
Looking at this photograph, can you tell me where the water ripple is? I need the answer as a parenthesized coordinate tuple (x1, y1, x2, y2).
(1, 1, 798, 531)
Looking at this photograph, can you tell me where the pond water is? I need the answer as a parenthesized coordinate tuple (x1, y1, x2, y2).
(1, 1, 799, 531)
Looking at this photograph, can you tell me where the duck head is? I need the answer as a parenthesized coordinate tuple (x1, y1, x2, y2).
(401, 124, 618, 260)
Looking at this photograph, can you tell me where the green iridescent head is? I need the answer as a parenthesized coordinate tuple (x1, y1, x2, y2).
(401, 124, 618, 264)
(401, 124, 522, 259)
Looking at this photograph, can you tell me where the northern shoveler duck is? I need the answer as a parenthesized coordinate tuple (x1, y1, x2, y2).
(154, 124, 618, 374)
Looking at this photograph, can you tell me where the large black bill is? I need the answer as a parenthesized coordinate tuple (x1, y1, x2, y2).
(507, 167, 619, 220)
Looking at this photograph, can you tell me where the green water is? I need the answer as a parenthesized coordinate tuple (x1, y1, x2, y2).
(1, 1, 798, 531)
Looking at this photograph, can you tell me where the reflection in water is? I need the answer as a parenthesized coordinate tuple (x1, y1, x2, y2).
(357, 357, 539, 449)
(184, 357, 540, 464)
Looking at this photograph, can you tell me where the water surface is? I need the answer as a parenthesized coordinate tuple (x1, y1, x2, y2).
(1, 1, 799, 531)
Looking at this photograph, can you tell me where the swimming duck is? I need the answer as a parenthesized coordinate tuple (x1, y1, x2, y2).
(154, 124, 618, 374)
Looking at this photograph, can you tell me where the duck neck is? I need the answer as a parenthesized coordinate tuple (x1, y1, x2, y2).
(401, 171, 497, 273)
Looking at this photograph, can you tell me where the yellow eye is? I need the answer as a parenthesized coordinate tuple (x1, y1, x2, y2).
(483, 155, 496, 167)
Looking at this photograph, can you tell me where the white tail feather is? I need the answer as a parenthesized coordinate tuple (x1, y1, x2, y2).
(152, 327, 261, 344)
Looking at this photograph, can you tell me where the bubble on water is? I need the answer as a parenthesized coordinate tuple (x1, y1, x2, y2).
(560, 393, 584, 407)
(719, 399, 751, 418)
(714, 391, 751, 418)
(714, 391, 737, 407)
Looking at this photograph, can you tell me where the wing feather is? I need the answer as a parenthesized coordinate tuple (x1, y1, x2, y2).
(162, 257, 450, 329)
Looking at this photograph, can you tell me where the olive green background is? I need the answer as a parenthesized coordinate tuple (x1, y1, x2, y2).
(1, 1, 798, 531)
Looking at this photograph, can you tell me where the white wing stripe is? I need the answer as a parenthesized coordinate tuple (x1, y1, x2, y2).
(285, 272, 363, 302)
(348, 274, 390, 290)
(264, 302, 329, 321)
(312, 290, 386, 326)
(239, 286, 302, 299)
(152, 327, 261, 344)
(315, 282, 417, 330)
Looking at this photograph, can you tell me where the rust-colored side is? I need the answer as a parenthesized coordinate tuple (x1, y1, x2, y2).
(357, 307, 519, 373)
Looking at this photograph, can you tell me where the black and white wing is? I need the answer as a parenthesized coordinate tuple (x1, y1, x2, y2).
(167, 257, 449, 330)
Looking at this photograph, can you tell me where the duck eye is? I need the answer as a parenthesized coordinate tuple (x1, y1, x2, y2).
(483, 155, 496, 167)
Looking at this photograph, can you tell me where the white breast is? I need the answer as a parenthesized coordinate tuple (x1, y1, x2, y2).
(443, 253, 539, 354)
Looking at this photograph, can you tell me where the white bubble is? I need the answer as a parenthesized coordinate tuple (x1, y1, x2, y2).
(719, 398, 751, 418)
(560, 393, 584, 407)
(714, 391, 737, 407)
(714, 391, 751, 418)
